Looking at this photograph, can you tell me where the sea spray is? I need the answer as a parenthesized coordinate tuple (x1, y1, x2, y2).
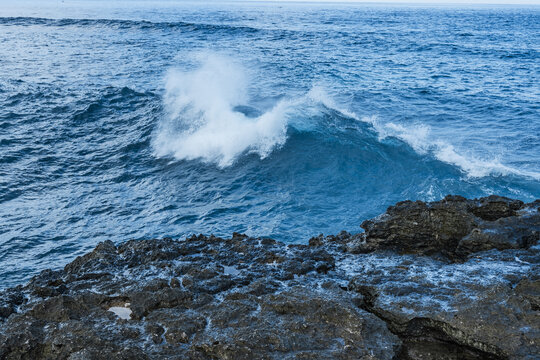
(153, 54, 291, 167)
(361, 116, 540, 179)
(153, 56, 538, 180)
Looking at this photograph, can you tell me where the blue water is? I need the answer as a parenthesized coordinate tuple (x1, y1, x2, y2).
(1, 1, 539, 288)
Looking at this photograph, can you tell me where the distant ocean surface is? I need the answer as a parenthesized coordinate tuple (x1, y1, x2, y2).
(1, 0, 539, 288)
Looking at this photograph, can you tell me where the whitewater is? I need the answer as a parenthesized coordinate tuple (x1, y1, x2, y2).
(0, 0, 539, 287)
(155, 53, 538, 179)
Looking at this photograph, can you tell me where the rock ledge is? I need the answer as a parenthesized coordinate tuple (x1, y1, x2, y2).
(0, 195, 538, 359)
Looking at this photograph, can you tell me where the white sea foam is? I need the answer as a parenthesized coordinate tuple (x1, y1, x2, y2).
(152, 55, 361, 167)
(303, 89, 538, 179)
(306, 85, 359, 121)
(361, 115, 540, 179)
(153, 53, 292, 167)
(153, 54, 539, 179)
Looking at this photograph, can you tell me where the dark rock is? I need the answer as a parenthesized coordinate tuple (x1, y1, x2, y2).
(145, 323, 165, 344)
(0, 195, 538, 359)
(471, 195, 524, 221)
(515, 277, 540, 311)
(357, 195, 539, 260)
(308, 234, 324, 247)
(169, 277, 180, 288)
(129, 288, 193, 319)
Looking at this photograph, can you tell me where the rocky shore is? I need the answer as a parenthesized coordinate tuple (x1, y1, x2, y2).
(0, 195, 538, 359)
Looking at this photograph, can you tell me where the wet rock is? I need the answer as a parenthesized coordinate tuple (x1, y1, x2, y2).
(357, 195, 539, 259)
(145, 323, 165, 344)
(169, 277, 180, 288)
(471, 195, 524, 221)
(515, 277, 540, 311)
(190, 286, 399, 360)
(129, 288, 193, 319)
(308, 234, 325, 247)
(344, 250, 540, 360)
(0, 288, 25, 320)
(0, 195, 538, 359)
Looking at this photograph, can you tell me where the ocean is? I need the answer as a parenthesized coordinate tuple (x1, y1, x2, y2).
(0, 0, 539, 288)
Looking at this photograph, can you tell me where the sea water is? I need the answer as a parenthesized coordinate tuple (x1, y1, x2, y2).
(0, 0, 539, 287)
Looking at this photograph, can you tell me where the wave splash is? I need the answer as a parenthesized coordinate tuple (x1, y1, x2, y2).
(153, 54, 539, 180)
(153, 54, 292, 167)
(364, 117, 540, 179)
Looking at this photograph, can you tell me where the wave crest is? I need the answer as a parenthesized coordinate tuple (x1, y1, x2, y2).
(0, 17, 262, 34)
(364, 116, 540, 179)
(153, 54, 291, 167)
(153, 54, 540, 180)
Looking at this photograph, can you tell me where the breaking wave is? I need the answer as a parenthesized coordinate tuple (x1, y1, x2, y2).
(153, 53, 540, 180)
(152, 54, 292, 167)
(364, 117, 540, 180)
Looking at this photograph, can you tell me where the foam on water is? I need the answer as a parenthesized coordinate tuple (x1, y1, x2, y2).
(363, 116, 540, 179)
(153, 54, 540, 179)
(152, 55, 355, 167)
(153, 54, 292, 167)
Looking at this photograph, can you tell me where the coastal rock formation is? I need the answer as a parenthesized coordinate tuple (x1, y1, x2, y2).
(355, 195, 539, 259)
(0, 196, 538, 359)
